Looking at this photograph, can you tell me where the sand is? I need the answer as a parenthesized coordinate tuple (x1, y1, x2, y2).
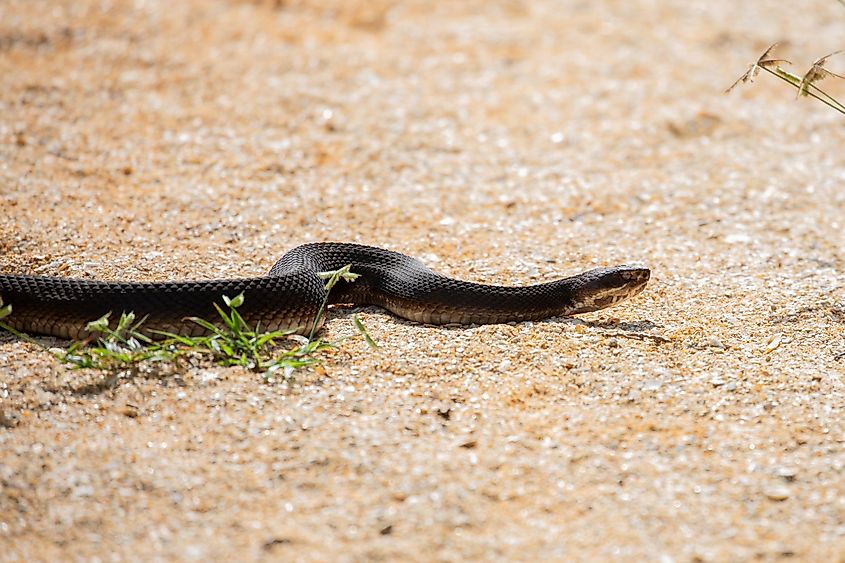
(1, 0, 845, 560)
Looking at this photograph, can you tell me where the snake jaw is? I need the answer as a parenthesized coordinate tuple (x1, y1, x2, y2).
(567, 265, 650, 315)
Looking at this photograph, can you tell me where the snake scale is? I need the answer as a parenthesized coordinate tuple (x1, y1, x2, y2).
(0, 242, 650, 339)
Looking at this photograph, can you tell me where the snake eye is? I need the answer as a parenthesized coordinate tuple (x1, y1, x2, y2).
(593, 266, 649, 289)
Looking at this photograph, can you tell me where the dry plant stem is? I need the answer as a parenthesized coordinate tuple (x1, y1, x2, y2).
(796, 51, 845, 98)
(311, 265, 358, 342)
(763, 66, 845, 115)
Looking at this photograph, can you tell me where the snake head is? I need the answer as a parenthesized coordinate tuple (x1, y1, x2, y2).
(568, 265, 650, 314)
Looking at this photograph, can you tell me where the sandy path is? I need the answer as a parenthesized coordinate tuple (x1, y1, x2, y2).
(1, 0, 844, 560)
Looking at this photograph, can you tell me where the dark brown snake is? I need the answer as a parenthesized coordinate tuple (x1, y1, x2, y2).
(0, 242, 650, 340)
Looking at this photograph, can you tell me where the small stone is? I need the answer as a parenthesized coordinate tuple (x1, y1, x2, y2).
(198, 370, 219, 384)
(763, 333, 782, 353)
(705, 337, 725, 349)
(263, 538, 293, 550)
(711, 377, 726, 387)
(776, 467, 798, 482)
(641, 380, 662, 391)
(73, 484, 95, 498)
(765, 486, 790, 501)
(0, 409, 20, 428)
(725, 233, 751, 244)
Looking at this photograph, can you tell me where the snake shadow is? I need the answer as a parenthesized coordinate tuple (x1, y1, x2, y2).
(338, 305, 666, 342)
(533, 316, 667, 342)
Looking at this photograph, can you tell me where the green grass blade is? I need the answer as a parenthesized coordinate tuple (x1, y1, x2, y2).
(188, 316, 226, 336)
(353, 314, 380, 349)
(0, 299, 11, 321)
(85, 312, 112, 334)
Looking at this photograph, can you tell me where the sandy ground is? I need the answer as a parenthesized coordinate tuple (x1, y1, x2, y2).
(1, 0, 845, 560)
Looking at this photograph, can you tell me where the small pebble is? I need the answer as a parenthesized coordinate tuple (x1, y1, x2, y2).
(765, 486, 791, 501)
(705, 337, 725, 349)
(776, 467, 798, 482)
(0, 409, 20, 428)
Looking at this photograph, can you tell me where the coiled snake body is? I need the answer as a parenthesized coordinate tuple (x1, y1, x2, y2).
(0, 242, 650, 339)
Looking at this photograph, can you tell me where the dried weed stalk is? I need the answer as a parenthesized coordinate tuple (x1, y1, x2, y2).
(724, 43, 791, 93)
(727, 41, 845, 116)
(796, 50, 845, 97)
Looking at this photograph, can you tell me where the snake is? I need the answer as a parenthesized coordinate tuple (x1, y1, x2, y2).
(0, 242, 650, 340)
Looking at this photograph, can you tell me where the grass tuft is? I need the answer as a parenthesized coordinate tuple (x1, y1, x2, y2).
(0, 266, 377, 384)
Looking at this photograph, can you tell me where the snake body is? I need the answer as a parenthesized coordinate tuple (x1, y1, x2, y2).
(0, 242, 650, 339)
